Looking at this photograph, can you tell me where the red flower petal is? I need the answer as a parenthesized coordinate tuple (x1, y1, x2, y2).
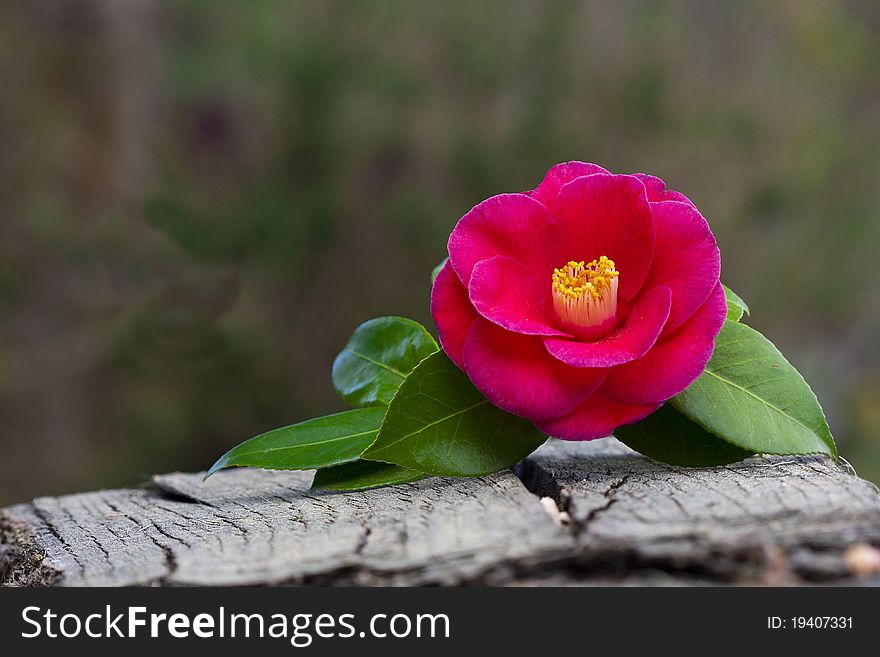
(534, 391, 660, 441)
(430, 259, 478, 369)
(631, 173, 695, 206)
(462, 318, 607, 420)
(643, 200, 721, 334)
(543, 286, 672, 368)
(468, 256, 571, 337)
(448, 193, 549, 286)
(545, 174, 655, 300)
(601, 282, 727, 404)
(529, 161, 610, 209)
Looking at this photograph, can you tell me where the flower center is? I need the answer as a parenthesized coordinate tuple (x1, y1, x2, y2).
(551, 256, 619, 340)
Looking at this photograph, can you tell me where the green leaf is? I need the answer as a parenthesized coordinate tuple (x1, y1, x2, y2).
(671, 320, 836, 458)
(311, 460, 424, 491)
(615, 404, 754, 467)
(363, 351, 548, 476)
(722, 283, 750, 322)
(431, 257, 449, 283)
(205, 407, 385, 478)
(332, 317, 438, 408)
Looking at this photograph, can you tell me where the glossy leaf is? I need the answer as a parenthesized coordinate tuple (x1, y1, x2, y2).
(312, 460, 424, 491)
(671, 321, 836, 457)
(431, 257, 449, 284)
(615, 403, 754, 467)
(332, 316, 438, 408)
(722, 283, 749, 322)
(363, 351, 548, 476)
(205, 407, 385, 478)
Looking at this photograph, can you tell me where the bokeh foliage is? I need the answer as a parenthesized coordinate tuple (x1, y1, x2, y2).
(1, 0, 878, 503)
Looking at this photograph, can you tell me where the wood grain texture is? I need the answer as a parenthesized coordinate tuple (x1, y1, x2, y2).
(516, 440, 880, 584)
(3, 438, 880, 586)
(0, 468, 566, 586)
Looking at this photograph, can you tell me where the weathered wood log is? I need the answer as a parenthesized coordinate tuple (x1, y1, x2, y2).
(2, 439, 880, 586)
(517, 440, 880, 584)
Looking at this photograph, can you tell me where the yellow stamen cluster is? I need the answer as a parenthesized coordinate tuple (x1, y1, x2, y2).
(552, 257, 619, 300)
(551, 257, 620, 339)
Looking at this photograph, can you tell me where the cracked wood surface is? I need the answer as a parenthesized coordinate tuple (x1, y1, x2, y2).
(2, 439, 880, 586)
(0, 468, 567, 586)
(517, 440, 880, 584)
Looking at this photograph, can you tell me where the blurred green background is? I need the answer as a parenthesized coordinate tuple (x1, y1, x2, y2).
(1, 0, 878, 505)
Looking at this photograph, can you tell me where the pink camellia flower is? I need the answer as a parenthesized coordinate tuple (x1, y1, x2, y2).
(431, 162, 726, 440)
